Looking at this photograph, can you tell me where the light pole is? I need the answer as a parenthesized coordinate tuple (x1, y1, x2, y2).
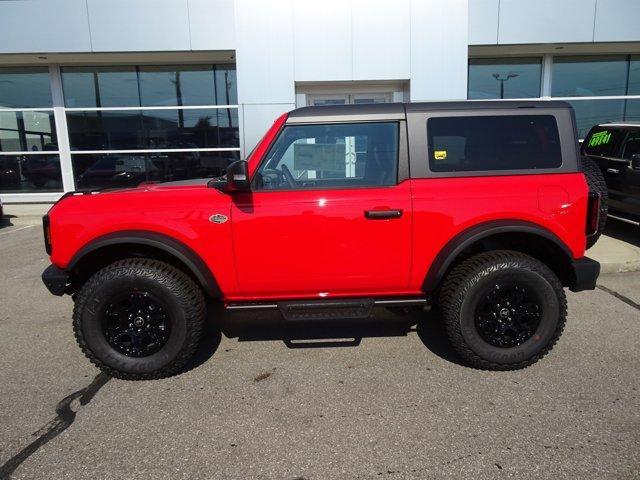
(492, 73, 519, 99)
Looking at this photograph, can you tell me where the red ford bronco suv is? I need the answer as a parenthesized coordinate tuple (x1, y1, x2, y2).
(42, 101, 602, 380)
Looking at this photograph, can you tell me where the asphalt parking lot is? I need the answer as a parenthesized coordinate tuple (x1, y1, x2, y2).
(0, 221, 638, 480)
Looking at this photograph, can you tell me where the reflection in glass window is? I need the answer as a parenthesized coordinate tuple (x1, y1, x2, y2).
(552, 55, 628, 97)
(0, 111, 57, 152)
(0, 154, 63, 193)
(427, 115, 562, 172)
(0, 67, 52, 108)
(567, 99, 640, 138)
(255, 122, 398, 190)
(62, 65, 237, 108)
(139, 65, 215, 106)
(66, 108, 239, 150)
(621, 131, 640, 160)
(72, 151, 239, 190)
(62, 66, 139, 108)
(468, 58, 542, 99)
(215, 66, 237, 105)
(629, 55, 640, 95)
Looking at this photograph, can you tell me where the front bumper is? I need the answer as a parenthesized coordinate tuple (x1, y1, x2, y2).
(569, 257, 600, 292)
(42, 264, 70, 296)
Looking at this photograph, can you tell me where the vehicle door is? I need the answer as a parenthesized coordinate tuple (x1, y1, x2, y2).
(618, 128, 640, 216)
(230, 120, 412, 298)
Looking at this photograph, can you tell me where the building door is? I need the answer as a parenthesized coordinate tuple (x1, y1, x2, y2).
(307, 93, 392, 106)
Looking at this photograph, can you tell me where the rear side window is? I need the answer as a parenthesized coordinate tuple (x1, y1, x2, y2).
(427, 115, 562, 172)
(583, 126, 625, 158)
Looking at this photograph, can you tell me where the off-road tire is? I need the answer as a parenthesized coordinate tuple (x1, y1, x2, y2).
(438, 251, 567, 371)
(581, 155, 608, 249)
(73, 258, 205, 380)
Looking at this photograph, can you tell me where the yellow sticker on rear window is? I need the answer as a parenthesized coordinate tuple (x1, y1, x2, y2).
(434, 150, 447, 160)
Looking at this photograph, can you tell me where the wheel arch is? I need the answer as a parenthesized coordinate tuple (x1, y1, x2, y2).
(67, 230, 222, 298)
(422, 220, 575, 292)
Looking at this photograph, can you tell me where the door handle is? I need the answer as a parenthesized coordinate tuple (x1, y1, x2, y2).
(607, 168, 620, 174)
(364, 209, 403, 219)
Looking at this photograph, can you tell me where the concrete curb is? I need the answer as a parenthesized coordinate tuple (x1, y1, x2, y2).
(588, 234, 640, 274)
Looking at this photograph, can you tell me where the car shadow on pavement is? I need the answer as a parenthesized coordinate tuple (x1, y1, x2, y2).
(182, 302, 223, 374)
(219, 308, 416, 347)
(605, 216, 640, 248)
(415, 310, 465, 367)
(198, 305, 463, 366)
(0, 214, 15, 229)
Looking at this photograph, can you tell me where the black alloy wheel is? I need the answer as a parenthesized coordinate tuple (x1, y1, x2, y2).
(102, 290, 171, 357)
(474, 283, 542, 348)
(73, 258, 205, 380)
(438, 250, 566, 370)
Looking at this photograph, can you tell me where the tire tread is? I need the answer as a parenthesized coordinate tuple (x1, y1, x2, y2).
(438, 250, 567, 371)
(73, 258, 205, 380)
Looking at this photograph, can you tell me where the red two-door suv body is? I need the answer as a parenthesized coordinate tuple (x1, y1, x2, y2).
(42, 101, 601, 379)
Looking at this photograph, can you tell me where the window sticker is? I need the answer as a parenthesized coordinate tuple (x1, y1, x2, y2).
(434, 150, 447, 160)
(588, 130, 612, 148)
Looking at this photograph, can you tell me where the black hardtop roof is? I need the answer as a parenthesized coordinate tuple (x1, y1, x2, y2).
(288, 100, 573, 120)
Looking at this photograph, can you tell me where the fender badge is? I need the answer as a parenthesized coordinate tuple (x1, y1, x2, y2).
(209, 214, 228, 224)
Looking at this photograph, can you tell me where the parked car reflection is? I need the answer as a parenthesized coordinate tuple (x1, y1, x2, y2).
(74, 151, 236, 191)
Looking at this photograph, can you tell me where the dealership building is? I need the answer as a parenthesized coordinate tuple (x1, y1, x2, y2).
(1, 0, 639, 203)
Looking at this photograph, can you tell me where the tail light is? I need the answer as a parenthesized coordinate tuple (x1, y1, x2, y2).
(586, 192, 601, 236)
(42, 215, 52, 254)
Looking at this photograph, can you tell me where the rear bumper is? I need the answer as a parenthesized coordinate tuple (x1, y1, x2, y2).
(569, 257, 600, 292)
(42, 264, 69, 296)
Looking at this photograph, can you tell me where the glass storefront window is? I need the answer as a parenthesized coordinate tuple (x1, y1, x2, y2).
(628, 55, 640, 95)
(567, 99, 640, 138)
(61, 66, 139, 108)
(552, 55, 628, 97)
(66, 108, 238, 150)
(0, 154, 63, 193)
(0, 111, 57, 152)
(62, 65, 237, 108)
(215, 66, 237, 105)
(72, 151, 239, 191)
(0, 67, 52, 108)
(468, 57, 542, 99)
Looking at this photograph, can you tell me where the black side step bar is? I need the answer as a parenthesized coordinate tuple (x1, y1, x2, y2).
(226, 297, 428, 321)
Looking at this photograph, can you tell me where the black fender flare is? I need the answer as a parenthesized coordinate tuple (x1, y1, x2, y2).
(68, 230, 222, 298)
(422, 220, 574, 292)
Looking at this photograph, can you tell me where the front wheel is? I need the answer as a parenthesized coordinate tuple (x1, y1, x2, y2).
(73, 258, 205, 380)
(438, 251, 567, 370)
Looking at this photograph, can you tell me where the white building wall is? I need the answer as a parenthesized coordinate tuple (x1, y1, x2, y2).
(469, 0, 640, 46)
(410, 0, 468, 102)
(0, 0, 92, 53)
(235, 0, 469, 154)
(0, 0, 236, 53)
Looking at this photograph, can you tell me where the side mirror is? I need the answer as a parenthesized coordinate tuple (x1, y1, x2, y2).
(631, 154, 640, 171)
(208, 160, 251, 192)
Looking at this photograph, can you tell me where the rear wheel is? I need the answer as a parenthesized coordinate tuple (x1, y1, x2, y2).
(73, 258, 205, 380)
(438, 251, 566, 370)
(581, 156, 608, 249)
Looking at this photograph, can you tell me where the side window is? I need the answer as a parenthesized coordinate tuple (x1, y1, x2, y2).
(583, 126, 625, 158)
(427, 115, 562, 172)
(254, 122, 398, 190)
(621, 131, 640, 160)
